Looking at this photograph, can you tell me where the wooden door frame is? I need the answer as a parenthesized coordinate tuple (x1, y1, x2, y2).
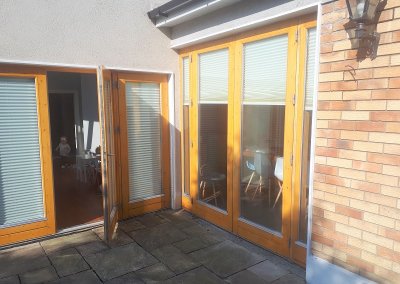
(114, 72, 170, 219)
(0, 68, 56, 246)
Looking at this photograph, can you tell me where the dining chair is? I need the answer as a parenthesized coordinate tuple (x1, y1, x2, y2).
(273, 156, 284, 208)
(199, 164, 226, 207)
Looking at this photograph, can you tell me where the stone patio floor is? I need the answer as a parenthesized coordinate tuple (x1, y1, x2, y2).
(0, 210, 305, 284)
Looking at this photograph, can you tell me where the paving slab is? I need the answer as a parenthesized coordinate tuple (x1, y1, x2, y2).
(48, 248, 89, 277)
(40, 231, 99, 254)
(173, 237, 210, 253)
(190, 240, 265, 278)
(226, 270, 268, 284)
(163, 266, 225, 284)
(248, 259, 289, 282)
(0, 276, 19, 284)
(272, 273, 306, 284)
(181, 224, 223, 246)
(76, 240, 109, 256)
(20, 266, 59, 284)
(85, 243, 158, 281)
(119, 219, 146, 233)
(92, 227, 133, 248)
(104, 272, 144, 284)
(135, 263, 175, 283)
(0, 243, 50, 278)
(135, 213, 168, 227)
(130, 223, 188, 251)
(151, 245, 200, 274)
(49, 270, 101, 284)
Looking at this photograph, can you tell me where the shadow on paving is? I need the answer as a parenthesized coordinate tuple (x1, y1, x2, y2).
(0, 209, 305, 284)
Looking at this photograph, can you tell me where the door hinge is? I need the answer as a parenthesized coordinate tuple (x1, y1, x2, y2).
(190, 54, 193, 63)
(191, 140, 194, 148)
(190, 99, 193, 107)
(114, 81, 119, 90)
(115, 126, 120, 134)
(290, 154, 293, 166)
(295, 29, 299, 42)
(292, 94, 296, 106)
(288, 237, 292, 248)
(191, 197, 194, 204)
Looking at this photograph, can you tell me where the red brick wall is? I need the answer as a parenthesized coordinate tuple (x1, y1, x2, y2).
(313, 0, 400, 282)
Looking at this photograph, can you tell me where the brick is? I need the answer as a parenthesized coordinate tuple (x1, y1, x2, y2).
(350, 180, 380, 193)
(362, 231, 394, 249)
(325, 192, 350, 206)
(320, 51, 345, 63)
(331, 81, 358, 91)
(391, 54, 400, 65)
(383, 144, 400, 155)
(393, 30, 400, 42)
(328, 120, 356, 130)
(317, 129, 341, 139)
(339, 168, 366, 180)
(333, 40, 353, 51)
(355, 121, 386, 132)
(320, 43, 333, 53)
(378, 9, 394, 22)
(317, 111, 342, 120)
(380, 227, 400, 242)
(331, 60, 358, 71)
(377, 19, 400, 33)
(312, 233, 334, 247)
(358, 56, 390, 69)
(374, 66, 400, 78)
(364, 212, 395, 228)
(314, 172, 326, 182)
(316, 137, 328, 147)
(314, 198, 336, 212)
(342, 90, 371, 100)
(319, 63, 331, 73)
(386, 122, 400, 133)
(349, 218, 378, 234)
(321, 2, 334, 14)
(337, 186, 365, 200)
(353, 141, 383, 153)
(369, 131, 400, 143)
(352, 161, 382, 173)
(325, 175, 351, 187)
(366, 172, 399, 187)
(389, 78, 400, 88)
(341, 130, 369, 141)
(377, 246, 400, 262)
(395, 7, 400, 18)
(333, 241, 362, 258)
(358, 79, 389, 90)
(368, 152, 400, 166)
(347, 256, 374, 273)
(344, 49, 359, 60)
(387, 101, 400, 110)
(339, 149, 367, 161)
(348, 236, 376, 255)
(370, 111, 400, 122)
(326, 157, 352, 168)
(315, 147, 339, 157)
(322, 10, 347, 24)
(341, 111, 370, 120)
(336, 204, 363, 220)
(318, 101, 355, 111)
(344, 69, 372, 81)
(386, 0, 400, 9)
(313, 215, 336, 230)
(321, 23, 333, 34)
(382, 165, 400, 177)
(379, 206, 400, 220)
(365, 192, 398, 207)
(314, 181, 337, 194)
(350, 199, 379, 214)
(318, 91, 342, 100)
(361, 251, 393, 271)
(319, 71, 344, 82)
(319, 82, 331, 92)
(324, 210, 349, 225)
(355, 100, 386, 111)
(315, 155, 327, 165)
(372, 89, 400, 99)
(327, 138, 353, 149)
(377, 42, 400, 56)
(381, 185, 400, 198)
(317, 120, 329, 129)
(323, 245, 348, 262)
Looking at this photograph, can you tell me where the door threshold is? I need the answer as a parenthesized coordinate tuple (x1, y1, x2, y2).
(0, 221, 104, 251)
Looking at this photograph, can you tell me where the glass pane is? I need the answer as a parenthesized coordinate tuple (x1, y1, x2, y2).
(298, 27, 317, 244)
(0, 77, 45, 228)
(125, 82, 162, 201)
(198, 49, 228, 211)
(240, 34, 288, 233)
(183, 57, 190, 195)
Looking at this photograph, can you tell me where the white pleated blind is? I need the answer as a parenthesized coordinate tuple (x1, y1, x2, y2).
(183, 57, 190, 106)
(199, 49, 229, 104)
(125, 82, 162, 201)
(0, 77, 45, 228)
(243, 35, 288, 105)
(305, 28, 317, 110)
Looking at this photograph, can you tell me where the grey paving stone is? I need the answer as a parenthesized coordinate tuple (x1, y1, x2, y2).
(173, 237, 210, 253)
(85, 243, 158, 281)
(151, 245, 199, 274)
(135, 263, 175, 283)
(119, 219, 146, 233)
(130, 223, 188, 251)
(48, 248, 89, 277)
(181, 224, 223, 246)
(190, 240, 265, 278)
(40, 231, 99, 254)
(92, 227, 133, 248)
(0, 276, 19, 284)
(104, 272, 144, 284)
(20, 266, 59, 284)
(157, 210, 198, 229)
(227, 270, 267, 284)
(248, 259, 289, 282)
(272, 273, 306, 284)
(0, 243, 50, 278)
(76, 241, 109, 256)
(135, 213, 168, 227)
(163, 266, 225, 284)
(49, 270, 101, 284)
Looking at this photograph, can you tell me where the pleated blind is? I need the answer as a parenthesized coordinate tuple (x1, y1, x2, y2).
(125, 82, 162, 201)
(243, 34, 288, 105)
(305, 28, 317, 110)
(183, 57, 190, 106)
(199, 49, 229, 104)
(0, 77, 45, 228)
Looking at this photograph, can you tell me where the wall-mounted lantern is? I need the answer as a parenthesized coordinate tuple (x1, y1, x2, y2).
(345, 0, 381, 38)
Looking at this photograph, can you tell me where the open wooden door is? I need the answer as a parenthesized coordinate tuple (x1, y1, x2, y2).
(97, 66, 118, 242)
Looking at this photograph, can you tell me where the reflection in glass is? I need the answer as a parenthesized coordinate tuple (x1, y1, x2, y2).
(240, 34, 288, 233)
(198, 49, 228, 211)
(182, 57, 190, 195)
(298, 27, 317, 244)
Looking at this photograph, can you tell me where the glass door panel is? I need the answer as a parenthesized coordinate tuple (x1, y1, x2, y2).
(182, 57, 190, 196)
(240, 35, 288, 233)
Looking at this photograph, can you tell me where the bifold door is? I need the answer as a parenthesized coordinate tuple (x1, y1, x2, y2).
(0, 68, 55, 245)
(115, 73, 170, 219)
